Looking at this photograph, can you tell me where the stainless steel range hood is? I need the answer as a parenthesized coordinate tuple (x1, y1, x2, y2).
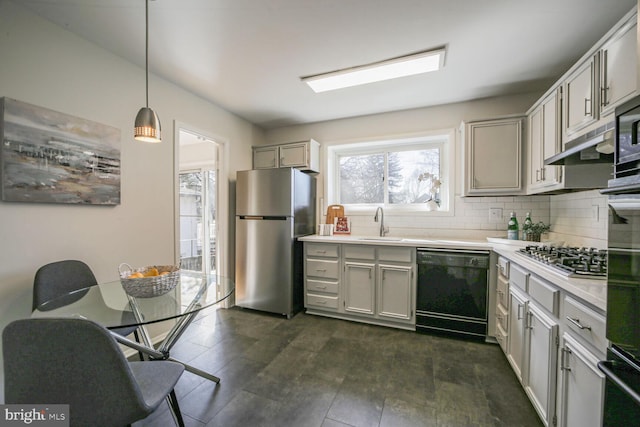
(545, 121, 615, 166)
(542, 121, 615, 190)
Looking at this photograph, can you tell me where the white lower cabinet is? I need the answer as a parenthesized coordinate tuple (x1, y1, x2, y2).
(498, 257, 608, 427)
(377, 264, 413, 321)
(344, 262, 375, 315)
(495, 256, 510, 353)
(304, 243, 341, 312)
(304, 242, 415, 330)
(558, 296, 607, 427)
(559, 333, 605, 427)
(525, 303, 558, 427)
(505, 264, 560, 427)
(507, 285, 528, 382)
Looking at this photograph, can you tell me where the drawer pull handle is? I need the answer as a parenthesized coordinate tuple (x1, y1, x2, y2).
(566, 316, 591, 331)
(317, 250, 327, 254)
(315, 269, 327, 272)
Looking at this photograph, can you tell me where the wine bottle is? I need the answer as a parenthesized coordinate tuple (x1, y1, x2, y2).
(523, 212, 533, 240)
(507, 212, 519, 240)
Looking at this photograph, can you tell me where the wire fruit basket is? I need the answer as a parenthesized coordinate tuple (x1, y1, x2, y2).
(118, 263, 180, 298)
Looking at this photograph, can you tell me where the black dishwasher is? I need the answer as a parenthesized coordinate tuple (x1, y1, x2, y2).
(416, 248, 490, 340)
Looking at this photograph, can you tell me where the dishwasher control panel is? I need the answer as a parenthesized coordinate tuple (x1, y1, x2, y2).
(416, 250, 489, 268)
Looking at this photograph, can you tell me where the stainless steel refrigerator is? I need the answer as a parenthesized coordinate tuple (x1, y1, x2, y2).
(235, 168, 316, 318)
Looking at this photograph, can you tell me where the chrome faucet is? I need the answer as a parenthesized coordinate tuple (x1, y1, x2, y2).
(374, 207, 388, 237)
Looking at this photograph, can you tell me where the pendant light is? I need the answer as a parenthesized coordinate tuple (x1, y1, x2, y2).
(134, 0, 161, 143)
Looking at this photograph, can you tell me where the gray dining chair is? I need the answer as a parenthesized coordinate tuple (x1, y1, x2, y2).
(3, 318, 185, 427)
(33, 259, 143, 357)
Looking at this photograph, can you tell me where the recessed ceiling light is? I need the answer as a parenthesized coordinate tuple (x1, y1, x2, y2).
(301, 47, 446, 93)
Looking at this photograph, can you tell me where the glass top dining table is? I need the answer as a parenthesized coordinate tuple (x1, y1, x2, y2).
(32, 270, 235, 383)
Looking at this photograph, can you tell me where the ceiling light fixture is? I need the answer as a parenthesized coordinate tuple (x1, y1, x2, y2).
(134, 0, 161, 143)
(301, 47, 446, 93)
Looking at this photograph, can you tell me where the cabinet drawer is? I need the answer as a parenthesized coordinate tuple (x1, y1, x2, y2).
(306, 259, 339, 279)
(497, 256, 510, 279)
(307, 293, 339, 310)
(510, 264, 529, 291)
(529, 275, 559, 316)
(496, 323, 508, 353)
(496, 303, 509, 332)
(496, 275, 509, 309)
(306, 279, 338, 295)
(344, 245, 376, 260)
(378, 247, 413, 263)
(306, 243, 339, 258)
(564, 296, 607, 354)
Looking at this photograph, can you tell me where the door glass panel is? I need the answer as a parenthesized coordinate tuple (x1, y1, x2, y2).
(179, 170, 217, 274)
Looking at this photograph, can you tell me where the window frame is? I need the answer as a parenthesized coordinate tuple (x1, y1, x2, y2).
(325, 129, 455, 215)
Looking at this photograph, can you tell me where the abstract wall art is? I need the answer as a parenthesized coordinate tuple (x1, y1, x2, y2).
(0, 98, 121, 205)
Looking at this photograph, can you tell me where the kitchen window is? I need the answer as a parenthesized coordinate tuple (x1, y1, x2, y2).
(327, 131, 453, 212)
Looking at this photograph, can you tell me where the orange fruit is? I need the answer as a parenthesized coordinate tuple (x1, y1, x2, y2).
(144, 267, 159, 277)
(128, 272, 144, 279)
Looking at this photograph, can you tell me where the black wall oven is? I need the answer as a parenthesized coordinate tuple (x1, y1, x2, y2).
(598, 94, 640, 425)
(599, 195, 640, 425)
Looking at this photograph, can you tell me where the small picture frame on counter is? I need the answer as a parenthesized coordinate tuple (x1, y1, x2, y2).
(333, 216, 351, 234)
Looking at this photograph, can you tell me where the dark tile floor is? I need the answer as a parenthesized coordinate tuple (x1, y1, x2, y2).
(133, 307, 543, 427)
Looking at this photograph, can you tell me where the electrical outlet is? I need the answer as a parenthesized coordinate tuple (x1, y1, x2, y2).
(490, 208, 503, 222)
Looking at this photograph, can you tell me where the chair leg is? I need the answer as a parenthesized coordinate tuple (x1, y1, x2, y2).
(133, 329, 144, 361)
(167, 389, 185, 427)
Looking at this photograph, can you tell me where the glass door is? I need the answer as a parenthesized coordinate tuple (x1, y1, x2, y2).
(179, 169, 217, 275)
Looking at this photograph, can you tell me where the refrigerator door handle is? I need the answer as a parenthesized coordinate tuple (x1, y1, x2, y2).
(239, 215, 264, 220)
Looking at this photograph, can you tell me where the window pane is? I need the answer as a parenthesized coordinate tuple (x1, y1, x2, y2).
(339, 153, 384, 204)
(207, 171, 217, 274)
(179, 172, 203, 272)
(388, 148, 440, 204)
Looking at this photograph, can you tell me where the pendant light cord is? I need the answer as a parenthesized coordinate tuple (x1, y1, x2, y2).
(145, 0, 149, 108)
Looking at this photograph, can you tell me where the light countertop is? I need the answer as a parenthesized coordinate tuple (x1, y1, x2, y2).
(299, 234, 607, 312)
(299, 234, 492, 251)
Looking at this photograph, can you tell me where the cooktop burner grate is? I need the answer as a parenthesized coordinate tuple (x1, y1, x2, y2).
(517, 245, 607, 279)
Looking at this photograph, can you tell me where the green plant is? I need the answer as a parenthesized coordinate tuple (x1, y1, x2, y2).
(523, 221, 551, 236)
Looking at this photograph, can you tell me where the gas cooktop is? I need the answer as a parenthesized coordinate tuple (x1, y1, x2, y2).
(517, 245, 607, 280)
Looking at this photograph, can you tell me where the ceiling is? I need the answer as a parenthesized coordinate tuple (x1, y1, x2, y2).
(18, 0, 637, 129)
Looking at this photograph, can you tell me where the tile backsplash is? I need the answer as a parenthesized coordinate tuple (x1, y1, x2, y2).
(325, 190, 607, 248)
(549, 190, 607, 248)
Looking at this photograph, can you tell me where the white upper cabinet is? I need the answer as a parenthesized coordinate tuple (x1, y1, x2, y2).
(528, 88, 562, 194)
(463, 117, 524, 195)
(599, 18, 637, 117)
(559, 8, 637, 143)
(563, 54, 598, 139)
(253, 139, 320, 172)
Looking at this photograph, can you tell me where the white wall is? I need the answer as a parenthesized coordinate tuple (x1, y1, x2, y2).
(0, 0, 261, 402)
